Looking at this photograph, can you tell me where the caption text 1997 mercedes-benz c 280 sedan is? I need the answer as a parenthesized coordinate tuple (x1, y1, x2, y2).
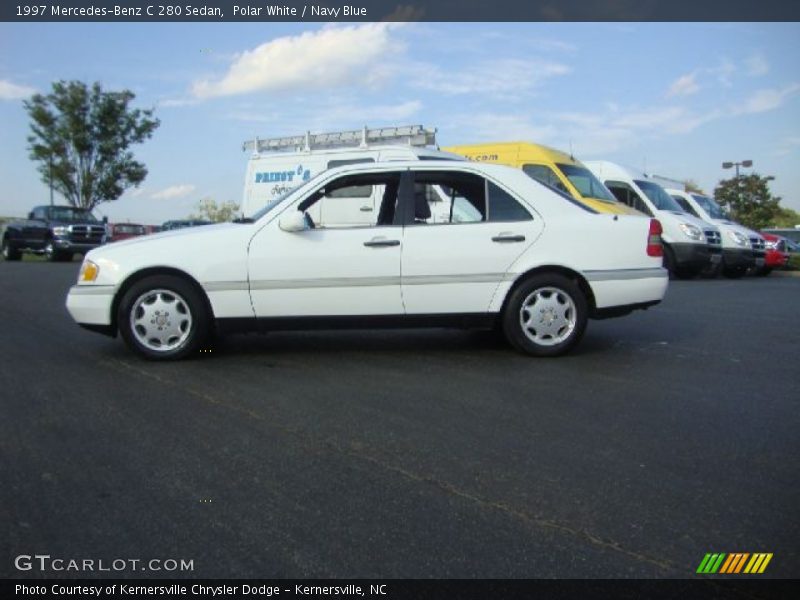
(66, 161, 668, 360)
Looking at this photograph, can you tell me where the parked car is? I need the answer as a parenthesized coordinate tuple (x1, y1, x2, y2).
(444, 141, 640, 216)
(584, 162, 721, 279)
(663, 187, 765, 278)
(758, 232, 791, 276)
(66, 161, 668, 360)
(109, 223, 147, 243)
(160, 219, 213, 231)
(762, 227, 800, 245)
(2, 205, 106, 262)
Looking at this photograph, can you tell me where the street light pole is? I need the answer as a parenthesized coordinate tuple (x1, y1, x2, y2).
(722, 159, 753, 179)
(722, 160, 753, 221)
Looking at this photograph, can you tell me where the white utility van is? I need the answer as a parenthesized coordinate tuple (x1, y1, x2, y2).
(584, 161, 722, 278)
(652, 177, 766, 278)
(240, 125, 463, 223)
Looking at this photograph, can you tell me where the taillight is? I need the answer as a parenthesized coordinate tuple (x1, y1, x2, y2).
(647, 219, 663, 257)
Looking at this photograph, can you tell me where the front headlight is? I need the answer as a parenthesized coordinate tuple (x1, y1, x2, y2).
(727, 230, 749, 247)
(679, 222, 704, 241)
(52, 226, 69, 236)
(78, 260, 99, 283)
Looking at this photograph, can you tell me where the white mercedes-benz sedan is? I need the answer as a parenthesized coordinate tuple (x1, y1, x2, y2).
(66, 161, 668, 360)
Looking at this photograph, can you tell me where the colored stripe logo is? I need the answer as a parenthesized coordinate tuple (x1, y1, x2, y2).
(697, 553, 773, 574)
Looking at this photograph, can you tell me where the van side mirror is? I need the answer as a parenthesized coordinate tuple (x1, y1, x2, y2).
(278, 211, 307, 232)
(28, 212, 35, 220)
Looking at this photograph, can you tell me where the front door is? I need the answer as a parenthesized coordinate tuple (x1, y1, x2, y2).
(247, 170, 407, 317)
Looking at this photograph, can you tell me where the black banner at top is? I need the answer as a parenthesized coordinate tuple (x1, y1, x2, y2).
(2, 0, 800, 23)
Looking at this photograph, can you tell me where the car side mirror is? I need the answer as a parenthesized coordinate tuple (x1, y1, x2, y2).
(278, 211, 307, 232)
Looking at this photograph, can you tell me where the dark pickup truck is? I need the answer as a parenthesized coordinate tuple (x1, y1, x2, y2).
(2, 205, 107, 262)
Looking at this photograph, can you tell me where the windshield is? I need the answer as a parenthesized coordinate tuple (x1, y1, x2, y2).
(556, 163, 617, 203)
(635, 180, 684, 212)
(692, 194, 728, 219)
(49, 207, 99, 223)
(249, 170, 327, 221)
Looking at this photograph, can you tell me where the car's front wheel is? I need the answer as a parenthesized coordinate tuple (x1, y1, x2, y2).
(118, 275, 210, 360)
(2, 237, 21, 261)
(502, 273, 588, 357)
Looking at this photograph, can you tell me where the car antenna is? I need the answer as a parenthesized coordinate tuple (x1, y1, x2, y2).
(569, 139, 575, 161)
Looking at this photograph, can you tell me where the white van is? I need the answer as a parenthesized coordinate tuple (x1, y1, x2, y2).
(584, 161, 722, 278)
(240, 125, 462, 222)
(657, 183, 766, 278)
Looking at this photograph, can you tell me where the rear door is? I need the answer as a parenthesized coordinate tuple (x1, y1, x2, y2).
(400, 169, 543, 314)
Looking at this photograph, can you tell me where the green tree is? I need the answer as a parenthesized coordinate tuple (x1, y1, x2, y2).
(24, 80, 160, 210)
(713, 174, 781, 230)
(190, 198, 240, 223)
(770, 206, 800, 228)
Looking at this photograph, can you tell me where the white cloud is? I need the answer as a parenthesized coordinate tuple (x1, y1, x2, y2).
(159, 97, 200, 108)
(151, 184, 196, 200)
(708, 58, 736, 87)
(745, 53, 769, 77)
(192, 24, 401, 99)
(667, 73, 700, 97)
(737, 83, 800, 115)
(775, 136, 800, 157)
(0, 79, 36, 100)
(413, 58, 570, 98)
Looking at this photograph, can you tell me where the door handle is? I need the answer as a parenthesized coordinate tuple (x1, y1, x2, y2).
(364, 238, 400, 248)
(360, 206, 373, 212)
(492, 234, 526, 243)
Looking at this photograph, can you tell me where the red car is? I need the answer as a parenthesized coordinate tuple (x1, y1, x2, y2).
(757, 232, 790, 276)
(109, 223, 147, 243)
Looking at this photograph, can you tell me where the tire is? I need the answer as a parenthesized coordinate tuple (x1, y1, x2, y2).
(1, 237, 22, 261)
(662, 245, 678, 279)
(755, 267, 772, 277)
(44, 240, 61, 262)
(502, 273, 588, 357)
(117, 275, 210, 360)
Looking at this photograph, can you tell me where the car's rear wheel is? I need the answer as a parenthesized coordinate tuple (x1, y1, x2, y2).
(118, 275, 210, 360)
(755, 266, 772, 277)
(502, 273, 588, 357)
(2, 237, 21, 261)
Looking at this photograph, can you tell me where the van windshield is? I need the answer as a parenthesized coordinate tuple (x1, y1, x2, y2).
(635, 180, 684, 212)
(556, 164, 617, 203)
(692, 194, 728, 219)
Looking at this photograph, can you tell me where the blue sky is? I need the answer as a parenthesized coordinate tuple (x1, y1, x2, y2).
(1, 22, 799, 223)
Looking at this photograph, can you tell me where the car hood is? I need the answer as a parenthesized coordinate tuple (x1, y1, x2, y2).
(668, 211, 718, 232)
(102, 222, 242, 249)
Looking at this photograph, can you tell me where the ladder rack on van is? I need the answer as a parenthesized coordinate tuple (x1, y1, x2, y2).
(242, 125, 437, 155)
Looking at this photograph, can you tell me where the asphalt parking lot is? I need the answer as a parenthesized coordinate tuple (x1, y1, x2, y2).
(1, 261, 798, 579)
